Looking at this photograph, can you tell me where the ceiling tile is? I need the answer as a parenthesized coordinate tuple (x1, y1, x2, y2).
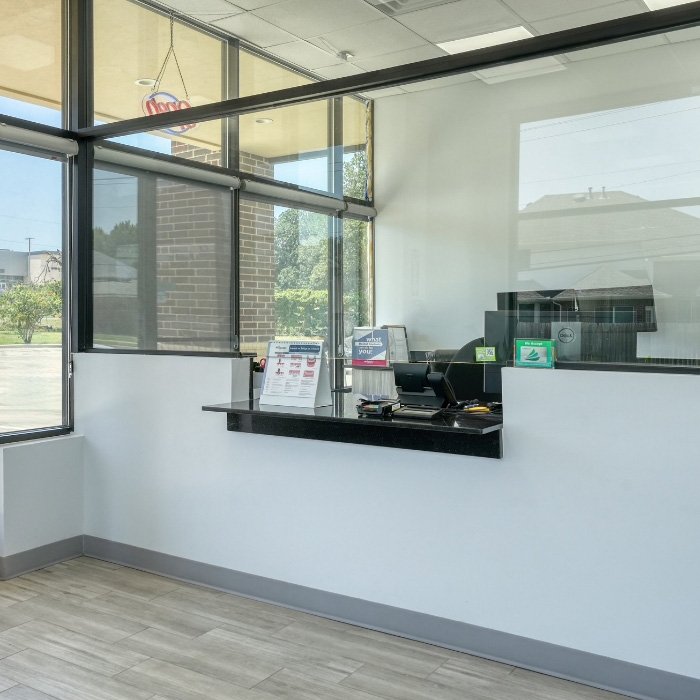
(253, 0, 384, 39)
(157, 0, 244, 16)
(354, 43, 446, 71)
(530, 1, 645, 35)
(502, 0, 621, 23)
(666, 26, 700, 42)
(401, 72, 478, 92)
(267, 40, 340, 69)
(395, 0, 520, 44)
(564, 34, 667, 61)
(212, 13, 297, 46)
(361, 86, 406, 99)
(233, 0, 283, 8)
(309, 19, 426, 61)
(314, 62, 367, 79)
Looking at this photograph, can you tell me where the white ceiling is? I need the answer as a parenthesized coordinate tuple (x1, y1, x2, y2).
(152, 0, 688, 95)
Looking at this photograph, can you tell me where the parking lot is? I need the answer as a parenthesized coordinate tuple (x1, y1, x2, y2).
(0, 345, 63, 432)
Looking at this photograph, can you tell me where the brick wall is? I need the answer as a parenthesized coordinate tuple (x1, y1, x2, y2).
(165, 143, 277, 355)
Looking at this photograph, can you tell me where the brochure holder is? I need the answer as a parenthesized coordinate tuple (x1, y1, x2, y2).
(259, 340, 331, 408)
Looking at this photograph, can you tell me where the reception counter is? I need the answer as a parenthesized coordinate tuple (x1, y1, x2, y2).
(203, 394, 503, 459)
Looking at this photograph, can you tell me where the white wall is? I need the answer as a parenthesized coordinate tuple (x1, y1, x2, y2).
(0, 435, 83, 556)
(76, 352, 700, 680)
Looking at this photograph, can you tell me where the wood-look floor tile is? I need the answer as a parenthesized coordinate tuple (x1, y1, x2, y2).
(502, 668, 631, 700)
(83, 592, 219, 639)
(426, 654, 515, 688)
(11, 568, 113, 601)
(9, 595, 146, 644)
(0, 583, 38, 609)
(0, 610, 32, 635)
(54, 561, 181, 601)
(0, 620, 148, 677)
(150, 586, 296, 634)
(0, 685, 62, 699)
(62, 557, 120, 571)
(115, 658, 269, 700)
(272, 618, 447, 678)
(0, 649, 152, 700)
(341, 663, 492, 700)
(199, 626, 364, 684)
(115, 626, 283, 688)
(253, 668, 382, 700)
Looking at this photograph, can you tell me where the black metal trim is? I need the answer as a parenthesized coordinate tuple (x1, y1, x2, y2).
(557, 362, 700, 375)
(231, 187, 240, 352)
(0, 427, 73, 446)
(84, 347, 246, 358)
(0, 113, 77, 140)
(78, 2, 700, 140)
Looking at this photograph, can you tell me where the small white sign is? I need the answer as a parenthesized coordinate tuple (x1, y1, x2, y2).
(259, 340, 331, 408)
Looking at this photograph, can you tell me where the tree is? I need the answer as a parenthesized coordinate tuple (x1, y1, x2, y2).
(0, 282, 62, 344)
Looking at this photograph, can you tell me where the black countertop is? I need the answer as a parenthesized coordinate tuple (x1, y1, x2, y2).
(203, 395, 503, 459)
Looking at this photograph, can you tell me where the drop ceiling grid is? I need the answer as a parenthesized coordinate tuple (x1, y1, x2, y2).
(153, 0, 659, 83)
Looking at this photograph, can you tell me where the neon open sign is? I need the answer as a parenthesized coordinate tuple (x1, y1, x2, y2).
(142, 91, 197, 135)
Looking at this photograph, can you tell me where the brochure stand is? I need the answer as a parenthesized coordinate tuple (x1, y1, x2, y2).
(259, 340, 331, 408)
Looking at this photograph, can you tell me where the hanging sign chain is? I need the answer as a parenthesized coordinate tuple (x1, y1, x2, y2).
(153, 14, 190, 100)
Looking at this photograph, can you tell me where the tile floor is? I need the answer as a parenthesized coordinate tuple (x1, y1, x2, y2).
(0, 557, 632, 700)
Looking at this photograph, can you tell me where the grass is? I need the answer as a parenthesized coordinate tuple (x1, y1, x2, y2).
(0, 331, 62, 345)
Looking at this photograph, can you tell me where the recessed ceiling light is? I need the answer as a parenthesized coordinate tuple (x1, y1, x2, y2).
(644, 0, 695, 9)
(437, 26, 533, 55)
(135, 78, 157, 87)
(255, 118, 274, 124)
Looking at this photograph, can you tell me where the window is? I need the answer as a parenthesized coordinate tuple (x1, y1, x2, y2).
(239, 198, 330, 359)
(0, 0, 63, 126)
(93, 166, 233, 352)
(94, 0, 226, 162)
(0, 147, 65, 434)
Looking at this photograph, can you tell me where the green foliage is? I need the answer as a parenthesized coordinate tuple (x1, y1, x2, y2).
(343, 151, 369, 200)
(275, 289, 328, 336)
(0, 282, 62, 344)
(93, 220, 139, 264)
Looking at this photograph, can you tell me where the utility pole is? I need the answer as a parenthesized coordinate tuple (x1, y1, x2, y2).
(25, 237, 34, 283)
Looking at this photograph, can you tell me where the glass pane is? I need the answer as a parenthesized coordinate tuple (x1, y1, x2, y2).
(93, 167, 232, 352)
(239, 197, 330, 358)
(343, 97, 371, 200)
(369, 29, 700, 376)
(239, 51, 331, 192)
(343, 218, 372, 341)
(94, 0, 224, 158)
(0, 0, 62, 126)
(0, 149, 63, 432)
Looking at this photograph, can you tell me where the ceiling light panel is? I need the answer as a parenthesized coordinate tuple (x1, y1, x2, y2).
(473, 56, 565, 83)
(437, 26, 533, 54)
(644, 0, 696, 8)
(530, 0, 644, 35)
(363, 0, 465, 16)
(502, 0, 620, 23)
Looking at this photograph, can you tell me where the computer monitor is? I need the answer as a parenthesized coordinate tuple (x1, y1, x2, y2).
(393, 362, 457, 409)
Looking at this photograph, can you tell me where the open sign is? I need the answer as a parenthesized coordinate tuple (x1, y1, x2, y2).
(142, 91, 197, 135)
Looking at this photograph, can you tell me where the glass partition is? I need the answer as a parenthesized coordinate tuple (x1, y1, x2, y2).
(369, 29, 700, 374)
(0, 0, 63, 127)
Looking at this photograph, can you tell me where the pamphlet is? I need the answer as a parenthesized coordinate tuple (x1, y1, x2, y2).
(352, 327, 390, 367)
(260, 340, 331, 407)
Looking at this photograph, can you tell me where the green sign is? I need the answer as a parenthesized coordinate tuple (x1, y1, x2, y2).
(514, 339, 555, 368)
(475, 346, 497, 362)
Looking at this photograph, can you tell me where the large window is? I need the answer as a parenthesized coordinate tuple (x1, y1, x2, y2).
(0, 0, 63, 127)
(0, 147, 65, 434)
(93, 165, 232, 352)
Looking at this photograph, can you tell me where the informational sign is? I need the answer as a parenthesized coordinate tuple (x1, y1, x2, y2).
(142, 92, 197, 135)
(514, 339, 556, 368)
(352, 327, 389, 367)
(383, 325, 409, 363)
(259, 340, 331, 408)
(475, 346, 497, 362)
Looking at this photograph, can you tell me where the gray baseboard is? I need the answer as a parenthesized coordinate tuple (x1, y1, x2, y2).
(82, 535, 698, 700)
(0, 536, 83, 580)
